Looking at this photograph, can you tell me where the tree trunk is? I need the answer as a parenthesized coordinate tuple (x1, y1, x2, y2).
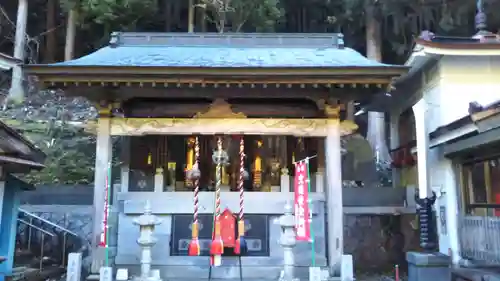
(365, 3, 391, 166)
(365, 5, 382, 61)
(45, 0, 56, 62)
(301, 8, 307, 32)
(64, 7, 78, 61)
(173, 0, 181, 30)
(188, 0, 194, 32)
(196, 1, 206, 32)
(8, 0, 28, 102)
(164, 0, 172, 31)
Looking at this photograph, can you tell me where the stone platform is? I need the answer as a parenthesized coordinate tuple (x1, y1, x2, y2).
(121, 264, 324, 280)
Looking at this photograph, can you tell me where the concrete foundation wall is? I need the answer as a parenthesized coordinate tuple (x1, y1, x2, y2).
(19, 184, 419, 277)
(19, 204, 419, 274)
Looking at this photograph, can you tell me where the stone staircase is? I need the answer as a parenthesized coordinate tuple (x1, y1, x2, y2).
(12, 208, 90, 281)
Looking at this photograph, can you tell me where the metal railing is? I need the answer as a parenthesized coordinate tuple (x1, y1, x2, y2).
(459, 215, 500, 264)
(16, 219, 55, 271)
(16, 208, 89, 272)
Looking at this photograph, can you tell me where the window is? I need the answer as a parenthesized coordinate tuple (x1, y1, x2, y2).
(461, 159, 500, 216)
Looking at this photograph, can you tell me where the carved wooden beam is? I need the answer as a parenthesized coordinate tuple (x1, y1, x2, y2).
(89, 118, 358, 137)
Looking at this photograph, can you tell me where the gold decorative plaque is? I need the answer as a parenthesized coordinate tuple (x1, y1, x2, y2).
(193, 99, 246, 119)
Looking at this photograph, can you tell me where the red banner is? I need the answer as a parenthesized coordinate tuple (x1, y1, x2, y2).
(99, 174, 109, 248)
(294, 161, 311, 241)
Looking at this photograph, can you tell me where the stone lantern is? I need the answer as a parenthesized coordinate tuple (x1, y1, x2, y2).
(279, 201, 298, 281)
(133, 201, 162, 281)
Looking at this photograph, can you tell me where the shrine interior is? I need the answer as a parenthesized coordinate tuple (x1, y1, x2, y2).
(119, 95, 339, 192)
(127, 134, 321, 192)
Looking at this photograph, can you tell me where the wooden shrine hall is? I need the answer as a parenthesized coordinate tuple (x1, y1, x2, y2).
(24, 32, 408, 280)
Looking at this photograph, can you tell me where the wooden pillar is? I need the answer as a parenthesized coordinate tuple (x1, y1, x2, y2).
(324, 105, 343, 276)
(9, 0, 28, 100)
(120, 136, 130, 192)
(91, 105, 112, 274)
(389, 112, 400, 188)
(315, 138, 325, 193)
(280, 169, 290, 194)
(413, 98, 430, 199)
(279, 136, 290, 193)
(154, 168, 164, 192)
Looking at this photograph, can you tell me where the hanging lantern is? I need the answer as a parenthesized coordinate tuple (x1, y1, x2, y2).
(391, 148, 403, 169)
(411, 151, 418, 166)
(403, 146, 416, 166)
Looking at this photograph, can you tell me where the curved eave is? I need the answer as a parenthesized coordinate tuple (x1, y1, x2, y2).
(24, 65, 409, 85)
(415, 38, 500, 56)
(0, 52, 20, 70)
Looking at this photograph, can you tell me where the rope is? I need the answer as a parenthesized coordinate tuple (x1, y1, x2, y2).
(238, 137, 244, 222)
(215, 136, 222, 219)
(188, 136, 201, 256)
(194, 136, 200, 227)
(210, 136, 224, 264)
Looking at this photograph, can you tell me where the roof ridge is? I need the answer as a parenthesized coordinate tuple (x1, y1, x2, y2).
(109, 32, 344, 49)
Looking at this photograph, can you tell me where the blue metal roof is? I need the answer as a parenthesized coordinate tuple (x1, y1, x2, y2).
(53, 45, 393, 68)
(50, 33, 396, 68)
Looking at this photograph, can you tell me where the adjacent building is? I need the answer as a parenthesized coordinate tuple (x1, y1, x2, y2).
(366, 24, 500, 280)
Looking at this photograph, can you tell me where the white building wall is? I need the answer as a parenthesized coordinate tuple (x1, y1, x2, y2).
(414, 55, 500, 258)
(416, 56, 500, 135)
(437, 55, 500, 130)
(428, 147, 458, 257)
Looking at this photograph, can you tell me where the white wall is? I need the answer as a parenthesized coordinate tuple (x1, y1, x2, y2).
(428, 147, 457, 256)
(426, 55, 500, 133)
(422, 54, 500, 259)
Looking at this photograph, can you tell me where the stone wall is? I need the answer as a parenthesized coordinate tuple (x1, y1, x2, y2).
(19, 185, 420, 273)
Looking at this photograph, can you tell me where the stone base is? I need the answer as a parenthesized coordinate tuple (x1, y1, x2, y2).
(87, 274, 100, 281)
(121, 265, 329, 280)
(407, 252, 450, 281)
(341, 254, 354, 281)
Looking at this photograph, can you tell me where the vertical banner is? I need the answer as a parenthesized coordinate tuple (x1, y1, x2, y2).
(99, 172, 109, 248)
(294, 161, 311, 241)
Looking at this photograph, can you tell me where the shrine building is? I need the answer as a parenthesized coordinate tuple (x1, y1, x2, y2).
(24, 32, 408, 280)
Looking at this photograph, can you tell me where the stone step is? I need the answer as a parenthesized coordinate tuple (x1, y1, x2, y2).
(105, 267, 345, 281)
(10, 265, 65, 281)
(161, 279, 343, 281)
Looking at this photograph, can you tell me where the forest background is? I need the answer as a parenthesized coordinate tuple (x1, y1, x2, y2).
(0, 0, 498, 184)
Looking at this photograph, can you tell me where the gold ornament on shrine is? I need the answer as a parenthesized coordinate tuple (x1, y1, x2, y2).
(253, 139, 263, 189)
(185, 137, 196, 187)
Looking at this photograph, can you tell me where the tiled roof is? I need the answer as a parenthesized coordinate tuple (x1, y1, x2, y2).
(51, 32, 397, 68)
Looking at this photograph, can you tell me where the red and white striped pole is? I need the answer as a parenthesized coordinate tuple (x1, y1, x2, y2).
(210, 136, 224, 265)
(235, 136, 247, 254)
(188, 136, 201, 256)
